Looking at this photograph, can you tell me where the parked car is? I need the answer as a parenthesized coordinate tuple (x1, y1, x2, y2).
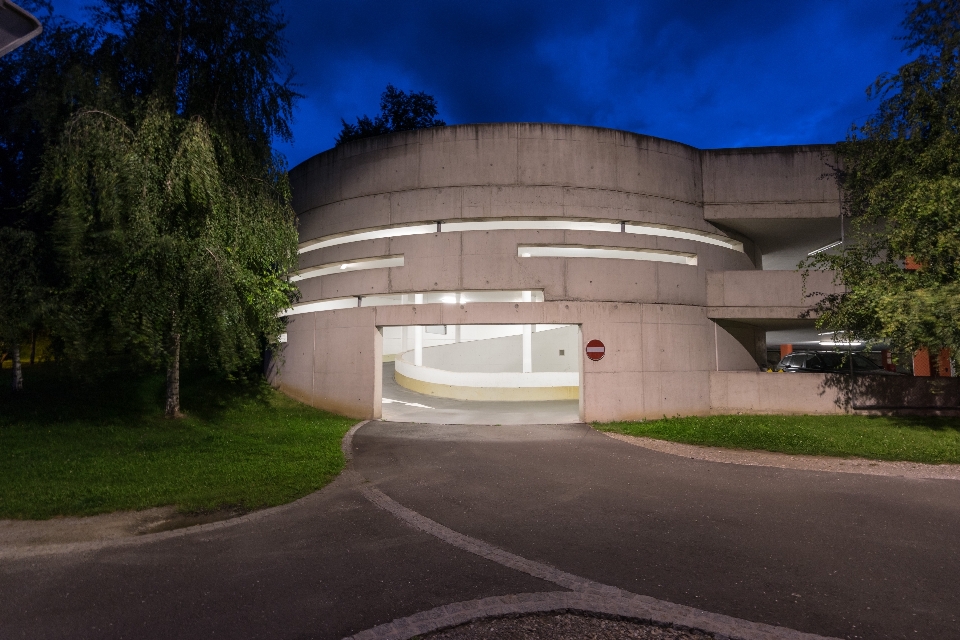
(776, 352, 903, 375)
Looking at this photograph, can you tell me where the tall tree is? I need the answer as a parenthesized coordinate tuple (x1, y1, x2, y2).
(0, 228, 41, 390)
(0, 3, 102, 389)
(336, 84, 445, 145)
(804, 0, 960, 360)
(92, 0, 298, 168)
(0, 3, 101, 230)
(35, 106, 299, 417)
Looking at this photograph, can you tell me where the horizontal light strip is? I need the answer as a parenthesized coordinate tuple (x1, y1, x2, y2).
(443, 219, 620, 233)
(625, 223, 741, 251)
(290, 255, 403, 282)
(518, 244, 697, 266)
(299, 223, 435, 254)
(298, 217, 742, 255)
(282, 289, 545, 317)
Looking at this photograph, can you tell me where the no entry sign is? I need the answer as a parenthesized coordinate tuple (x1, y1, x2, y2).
(585, 339, 605, 361)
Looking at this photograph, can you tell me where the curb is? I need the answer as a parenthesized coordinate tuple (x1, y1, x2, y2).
(343, 591, 839, 640)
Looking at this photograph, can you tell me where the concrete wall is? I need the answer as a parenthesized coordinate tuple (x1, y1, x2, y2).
(702, 145, 840, 220)
(707, 270, 842, 318)
(711, 372, 960, 415)
(291, 124, 758, 309)
(278, 310, 382, 419)
(279, 301, 734, 420)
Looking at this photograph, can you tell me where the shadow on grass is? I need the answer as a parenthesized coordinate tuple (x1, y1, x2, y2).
(0, 363, 268, 428)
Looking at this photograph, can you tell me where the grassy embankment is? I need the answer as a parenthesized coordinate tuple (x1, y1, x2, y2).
(595, 414, 960, 464)
(0, 365, 355, 520)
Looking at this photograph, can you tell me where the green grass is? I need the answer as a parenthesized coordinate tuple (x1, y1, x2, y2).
(594, 414, 960, 464)
(0, 365, 356, 520)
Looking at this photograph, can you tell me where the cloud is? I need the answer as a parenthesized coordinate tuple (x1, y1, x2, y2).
(55, 0, 915, 166)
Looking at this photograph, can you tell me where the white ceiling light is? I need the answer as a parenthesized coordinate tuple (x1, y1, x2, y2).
(808, 240, 842, 256)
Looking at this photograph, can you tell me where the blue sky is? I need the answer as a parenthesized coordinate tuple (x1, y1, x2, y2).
(54, 0, 914, 167)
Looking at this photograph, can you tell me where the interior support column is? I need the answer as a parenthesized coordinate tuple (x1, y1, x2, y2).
(414, 293, 423, 366)
(414, 326, 423, 366)
(522, 324, 532, 373)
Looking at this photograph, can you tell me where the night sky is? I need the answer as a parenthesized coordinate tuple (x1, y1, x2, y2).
(54, 0, 914, 168)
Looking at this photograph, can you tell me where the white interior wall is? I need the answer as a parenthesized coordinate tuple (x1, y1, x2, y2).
(383, 324, 568, 356)
(400, 325, 579, 373)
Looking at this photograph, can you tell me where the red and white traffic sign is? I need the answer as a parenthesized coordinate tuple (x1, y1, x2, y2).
(585, 339, 605, 361)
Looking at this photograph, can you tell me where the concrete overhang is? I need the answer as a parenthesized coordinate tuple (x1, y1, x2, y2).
(707, 309, 818, 330)
(702, 144, 843, 269)
(706, 269, 840, 330)
(0, 0, 42, 57)
(708, 217, 842, 271)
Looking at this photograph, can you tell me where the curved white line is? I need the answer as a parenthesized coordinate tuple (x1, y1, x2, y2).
(290, 255, 404, 282)
(298, 218, 742, 255)
(519, 244, 698, 266)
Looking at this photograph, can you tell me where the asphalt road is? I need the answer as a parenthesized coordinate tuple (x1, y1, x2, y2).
(2, 421, 958, 639)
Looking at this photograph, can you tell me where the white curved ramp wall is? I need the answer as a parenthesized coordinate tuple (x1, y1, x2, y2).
(394, 325, 580, 401)
(414, 325, 579, 372)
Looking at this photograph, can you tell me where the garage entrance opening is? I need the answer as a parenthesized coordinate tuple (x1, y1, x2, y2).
(380, 324, 582, 424)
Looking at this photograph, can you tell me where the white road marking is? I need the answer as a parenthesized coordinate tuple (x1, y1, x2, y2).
(382, 398, 434, 409)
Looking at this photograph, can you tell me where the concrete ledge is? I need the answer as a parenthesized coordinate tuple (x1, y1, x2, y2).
(710, 371, 960, 415)
(395, 370, 578, 401)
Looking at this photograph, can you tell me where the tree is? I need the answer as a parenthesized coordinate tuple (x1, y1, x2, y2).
(0, 3, 101, 230)
(35, 106, 299, 417)
(336, 84, 445, 145)
(6, 0, 301, 413)
(803, 0, 960, 361)
(92, 0, 298, 170)
(0, 228, 42, 390)
(0, 3, 102, 390)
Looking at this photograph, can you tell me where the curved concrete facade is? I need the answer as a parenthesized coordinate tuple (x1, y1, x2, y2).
(279, 123, 846, 420)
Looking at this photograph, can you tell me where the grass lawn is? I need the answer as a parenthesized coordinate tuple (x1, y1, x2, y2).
(0, 365, 356, 520)
(594, 414, 960, 465)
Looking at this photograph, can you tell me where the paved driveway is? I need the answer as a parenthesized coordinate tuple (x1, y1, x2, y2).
(2, 421, 958, 639)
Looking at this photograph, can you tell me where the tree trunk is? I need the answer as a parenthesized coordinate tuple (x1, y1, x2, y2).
(164, 332, 183, 418)
(12, 340, 23, 391)
(30, 330, 36, 365)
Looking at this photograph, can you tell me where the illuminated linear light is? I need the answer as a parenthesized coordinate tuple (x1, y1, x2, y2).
(624, 223, 742, 251)
(818, 331, 863, 347)
(289, 255, 403, 282)
(298, 218, 742, 255)
(517, 244, 697, 266)
(807, 240, 842, 256)
(281, 290, 545, 317)
(298, 224, 436, 254)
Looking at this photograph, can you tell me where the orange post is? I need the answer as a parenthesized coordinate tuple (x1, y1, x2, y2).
(779, 344, 793, 360)
(913, 348, 932, 376)
(937, 349, 953, 377)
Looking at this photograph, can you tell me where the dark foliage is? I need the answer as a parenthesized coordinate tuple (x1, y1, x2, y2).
(336, 84, 445, 145)
(802, 0, 960, 359)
